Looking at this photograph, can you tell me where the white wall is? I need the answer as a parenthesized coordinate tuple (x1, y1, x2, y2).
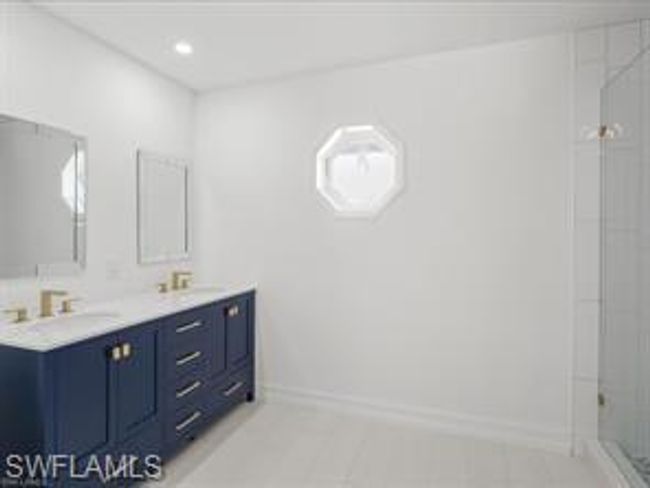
(196, 35, 573, 448)
(0, 2, 195, 312)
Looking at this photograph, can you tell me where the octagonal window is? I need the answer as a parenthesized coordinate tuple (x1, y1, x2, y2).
(316, 125, 404, 217)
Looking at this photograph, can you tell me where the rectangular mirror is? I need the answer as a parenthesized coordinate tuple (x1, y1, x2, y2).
(0, 114, 86, 279)
(137, 150, 189, 264)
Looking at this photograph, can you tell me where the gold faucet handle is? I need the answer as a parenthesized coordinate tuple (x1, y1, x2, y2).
(171, 271, 193, 290)
(180, 276, 192, 290)
(4, 307, 29, 324)
(60, 298, 80, 314)
(157, 282, 169, 294)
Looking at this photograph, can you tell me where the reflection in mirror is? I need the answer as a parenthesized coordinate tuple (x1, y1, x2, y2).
(137, 150, 189, 264)
(0, 114, 86, 278)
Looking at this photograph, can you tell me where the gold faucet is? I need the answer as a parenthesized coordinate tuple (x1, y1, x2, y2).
(40, 290, 68, 318)
(171, 271, 192, 291)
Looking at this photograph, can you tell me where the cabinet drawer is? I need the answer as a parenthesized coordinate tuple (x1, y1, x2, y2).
(165, 397, 208, 452)
(209, 366, 253, 415)
(168, 370, 207, 411)
(167, 339, 209, 379)
(165, 305, 214, 350)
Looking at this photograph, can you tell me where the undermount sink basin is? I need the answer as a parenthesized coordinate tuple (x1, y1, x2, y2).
(25, 312, 121, 334)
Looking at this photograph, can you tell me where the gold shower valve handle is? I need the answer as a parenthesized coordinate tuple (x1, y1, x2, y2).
(4, 307, 29, 324)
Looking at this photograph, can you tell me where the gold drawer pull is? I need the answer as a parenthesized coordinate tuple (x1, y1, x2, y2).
(175, 411, 202, 432)
(227, 305, 239, 317)
(176, 351, 202, 367)
(176, 380, 202, 399)
(121, 343, 132, 359)
(176, 321, 203, 334)
(223, 381, 244, 397)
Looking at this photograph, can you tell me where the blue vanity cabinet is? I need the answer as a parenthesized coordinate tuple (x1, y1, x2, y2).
(0, 322, 164, 486)
(162, 303, 219, 456)
(0, 290, 255, 486)
(53, 332, 119, 465)
(0, 345, 57, 481)
(164, 305, 216, 382)
(54, 323, 162, 466)
(163, 292, 256, 458)
(55, 321, 163, 461)
(114, 322, 163, 446)
(53, 321, 163, 486)
(224, 294, 254, 372)
(205, 293, 256, 416)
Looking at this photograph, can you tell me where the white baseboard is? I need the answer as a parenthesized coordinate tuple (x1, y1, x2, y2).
(262, 383, 571, 454)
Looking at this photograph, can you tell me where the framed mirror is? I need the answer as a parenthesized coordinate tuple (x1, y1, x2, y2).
(0, 114, 86, 278)
(137, 150, 189, 264)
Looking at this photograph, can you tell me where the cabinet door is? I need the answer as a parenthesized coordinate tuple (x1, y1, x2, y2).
(225, 295, 253, 369)
(54, 334, 118, 458)
(116, 322, 163, 443)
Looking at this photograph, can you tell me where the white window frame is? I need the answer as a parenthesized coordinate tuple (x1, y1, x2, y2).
(316, 125, 404, 218)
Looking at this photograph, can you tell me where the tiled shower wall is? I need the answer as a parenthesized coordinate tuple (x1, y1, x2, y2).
(572, 19, 650, 449)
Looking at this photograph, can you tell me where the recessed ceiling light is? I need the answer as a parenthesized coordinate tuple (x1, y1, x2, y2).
(174, 41, 193, 56)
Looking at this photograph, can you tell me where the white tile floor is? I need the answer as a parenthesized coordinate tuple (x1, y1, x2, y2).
(154, 402, 610, 488)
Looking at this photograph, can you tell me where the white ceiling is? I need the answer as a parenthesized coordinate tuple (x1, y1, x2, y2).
(37, 1, 650, 92)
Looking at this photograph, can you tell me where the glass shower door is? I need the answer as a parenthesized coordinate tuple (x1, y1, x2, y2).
(600, 45, 650, 487)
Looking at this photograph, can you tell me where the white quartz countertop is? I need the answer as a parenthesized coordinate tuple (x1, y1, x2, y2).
(0, 285, 256, 352)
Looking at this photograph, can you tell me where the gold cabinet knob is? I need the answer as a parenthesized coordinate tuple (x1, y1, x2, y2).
(4, 307, 29, 324)
(110, 346, 122, 362)
(228, 305, 239, 317)
(121, 343, 132, 359)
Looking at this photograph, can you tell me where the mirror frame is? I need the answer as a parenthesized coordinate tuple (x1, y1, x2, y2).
(136, 149, 190, 265)
(0, 113, 87, 278)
